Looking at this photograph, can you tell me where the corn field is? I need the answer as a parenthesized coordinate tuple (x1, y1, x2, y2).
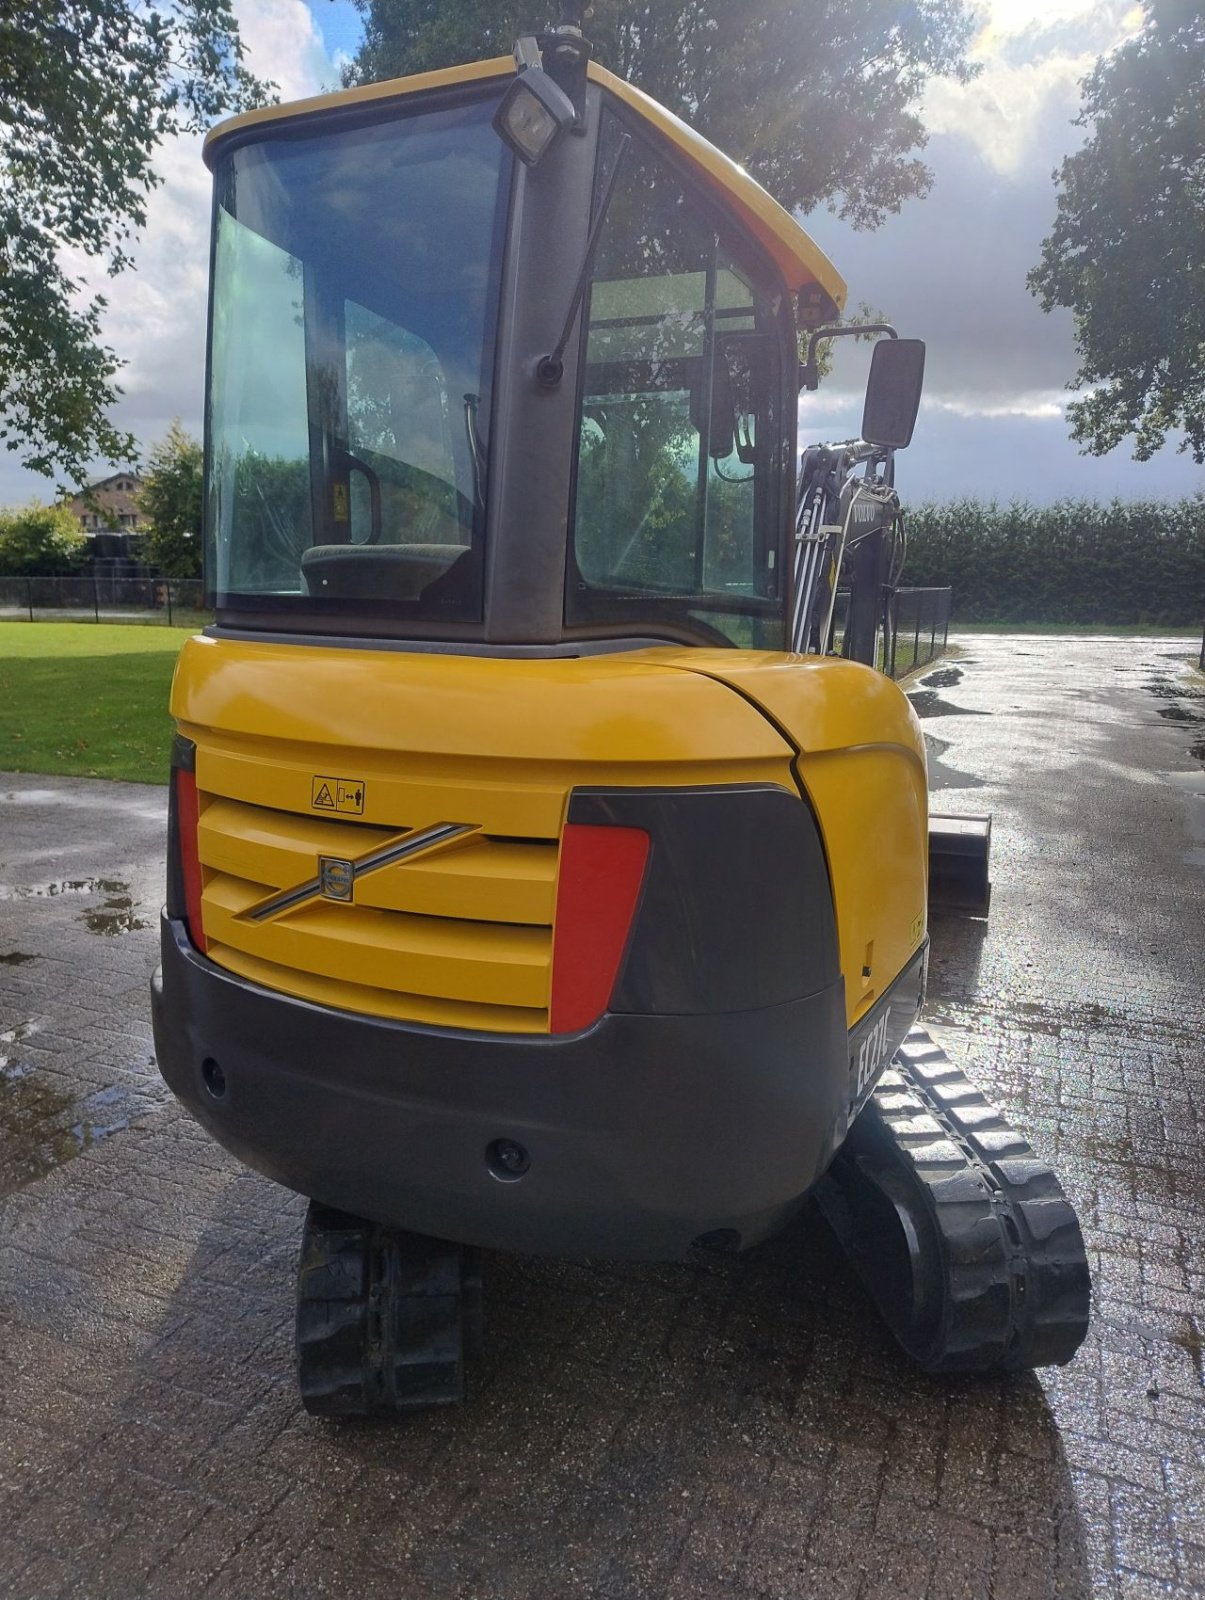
(903, 497, 1205, 625)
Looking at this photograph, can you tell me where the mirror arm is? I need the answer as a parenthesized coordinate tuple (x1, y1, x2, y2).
(799, 322, 897, 392)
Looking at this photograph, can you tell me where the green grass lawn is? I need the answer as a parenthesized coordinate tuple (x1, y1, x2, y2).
(0, 622, 198, 784)
(1, 617, 1197, 785)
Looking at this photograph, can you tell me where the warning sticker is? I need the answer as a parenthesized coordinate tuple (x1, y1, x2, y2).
(332, 482, 349, 522)
(311, 776, 365, 815)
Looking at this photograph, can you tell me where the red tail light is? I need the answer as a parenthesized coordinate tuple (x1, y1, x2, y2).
(549, 824, 649, 1034)
(175, 768, 208, 954)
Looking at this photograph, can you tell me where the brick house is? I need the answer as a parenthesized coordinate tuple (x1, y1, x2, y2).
(67, 471, 146, 533)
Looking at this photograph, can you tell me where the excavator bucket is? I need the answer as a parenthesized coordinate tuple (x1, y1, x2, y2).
(928, 813, 992, 916)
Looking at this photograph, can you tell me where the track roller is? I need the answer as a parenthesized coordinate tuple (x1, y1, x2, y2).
(296, 1202, 482, 1417)
(815, 1025, 1090, 1373)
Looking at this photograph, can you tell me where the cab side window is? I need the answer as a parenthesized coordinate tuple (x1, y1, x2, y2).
(568, 110, 786, 647)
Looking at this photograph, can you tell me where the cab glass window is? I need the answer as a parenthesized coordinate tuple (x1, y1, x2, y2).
(567, 110, 787, 646)
(206, 94, 509, 624)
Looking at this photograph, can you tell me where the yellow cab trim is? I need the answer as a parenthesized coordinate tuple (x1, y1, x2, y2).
(200, 53, 846, 310)
(202, 56, 516, 167)
(590, 64, 847, 307)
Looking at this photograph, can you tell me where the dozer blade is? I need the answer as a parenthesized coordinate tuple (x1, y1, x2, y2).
(815, 1025, 1090, 1373)
(929, 813, 992, 916)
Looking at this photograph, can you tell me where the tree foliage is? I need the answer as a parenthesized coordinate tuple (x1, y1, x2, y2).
(346, 0, 977, 226)
(0, 2, 269, 486)
(0, 502, 88, 577)
(140, 422, 203, 578)
(1029, 0, 1205, 463)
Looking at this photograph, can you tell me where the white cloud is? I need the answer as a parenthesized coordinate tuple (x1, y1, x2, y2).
(236, 0, 340, 102)
(929, 394, 1066, 421)
(922, 0, 1139, 173)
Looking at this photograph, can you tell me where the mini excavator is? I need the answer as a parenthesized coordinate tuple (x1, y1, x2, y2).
(151, 12, 1090, 1415)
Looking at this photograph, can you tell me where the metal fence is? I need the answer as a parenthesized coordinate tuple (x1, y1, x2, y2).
(1, 573, 955, 675)
(0, 575, 206, 626)
(829, 586, 952, 679)
(886, 587, 951, 679)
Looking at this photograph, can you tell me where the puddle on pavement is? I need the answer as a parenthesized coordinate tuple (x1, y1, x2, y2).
(1086, 1116, 1205, 1212)
(908, 690, 990, 719)
(1159, 769, 1205, 870)
(1144, 675, 1205, 728)
(0, 877, 124, 900)
(1156, 704, 1205, 725)
(934, 993, 1201, 1048)
(1171, 1317, 1205, 1386)
(0, 877, 150, 935)
(81, 888, 151, 937)
(0, 1035, 162, 1196)
(0, 952, 37, 965)
(0, 1060, 81, 1193)
(920, 666, 965, 690)
(1144, 677, 1205, 702)
(925, 732, 987, 792)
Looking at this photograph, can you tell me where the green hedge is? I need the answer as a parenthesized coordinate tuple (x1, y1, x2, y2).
(903, 497, 1205, 625)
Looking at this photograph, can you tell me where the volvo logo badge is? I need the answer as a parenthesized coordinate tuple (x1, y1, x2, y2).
(241, 823, 478, 924)
(318, 857, 355, 901)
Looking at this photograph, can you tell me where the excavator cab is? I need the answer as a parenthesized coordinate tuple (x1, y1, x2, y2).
(204, 51, 848, 650)
(152, 24, 1087, 1416)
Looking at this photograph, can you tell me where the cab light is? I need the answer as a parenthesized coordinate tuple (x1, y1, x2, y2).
(492, 69, 576, 167)
(549, 824, 649, 1034)
(175, 768, 208, 955)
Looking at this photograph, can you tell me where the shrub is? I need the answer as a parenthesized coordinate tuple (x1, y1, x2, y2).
(0, 501, 88, 576)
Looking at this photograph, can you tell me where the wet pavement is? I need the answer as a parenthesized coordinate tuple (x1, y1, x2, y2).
(0, 633, 1202, 1600)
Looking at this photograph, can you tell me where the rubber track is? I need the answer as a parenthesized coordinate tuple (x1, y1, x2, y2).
(296, 1202, 475, 1416)
(815, 1025, 1091, 1373)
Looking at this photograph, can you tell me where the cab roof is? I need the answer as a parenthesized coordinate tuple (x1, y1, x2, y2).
(203, 55, 847, 313)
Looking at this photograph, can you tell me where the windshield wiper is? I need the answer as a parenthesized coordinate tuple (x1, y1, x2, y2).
(536, 131, 631, 387)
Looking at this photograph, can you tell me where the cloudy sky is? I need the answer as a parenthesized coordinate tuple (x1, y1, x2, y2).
(2, 0, 1199, 509)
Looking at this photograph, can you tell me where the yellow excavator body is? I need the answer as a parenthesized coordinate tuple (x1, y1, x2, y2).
(172, 637, 926, 1035)
(150, 26, 1088, 1414)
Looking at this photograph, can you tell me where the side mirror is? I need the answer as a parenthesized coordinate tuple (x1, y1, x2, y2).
(862, 338, 925, 449)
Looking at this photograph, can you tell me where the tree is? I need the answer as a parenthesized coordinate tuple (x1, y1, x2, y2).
(1029, 0, 1205, 463)
(0, 2, 269, 487)
(346, 1, 977, 227)
(140, 422, 203, 578)
(0, 503, 87, 577)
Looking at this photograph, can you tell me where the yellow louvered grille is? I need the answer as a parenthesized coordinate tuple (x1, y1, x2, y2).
(196, 793, 558, 1033)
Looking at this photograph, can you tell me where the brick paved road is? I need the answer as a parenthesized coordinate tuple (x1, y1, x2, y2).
(0, 635, 1201, 1600)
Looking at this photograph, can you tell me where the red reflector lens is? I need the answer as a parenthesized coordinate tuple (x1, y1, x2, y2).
(550, 823, 649, 1034)
(175, 769, 208, 955)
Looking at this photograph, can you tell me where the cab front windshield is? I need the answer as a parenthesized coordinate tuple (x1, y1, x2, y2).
(206, 94, 509, 622)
